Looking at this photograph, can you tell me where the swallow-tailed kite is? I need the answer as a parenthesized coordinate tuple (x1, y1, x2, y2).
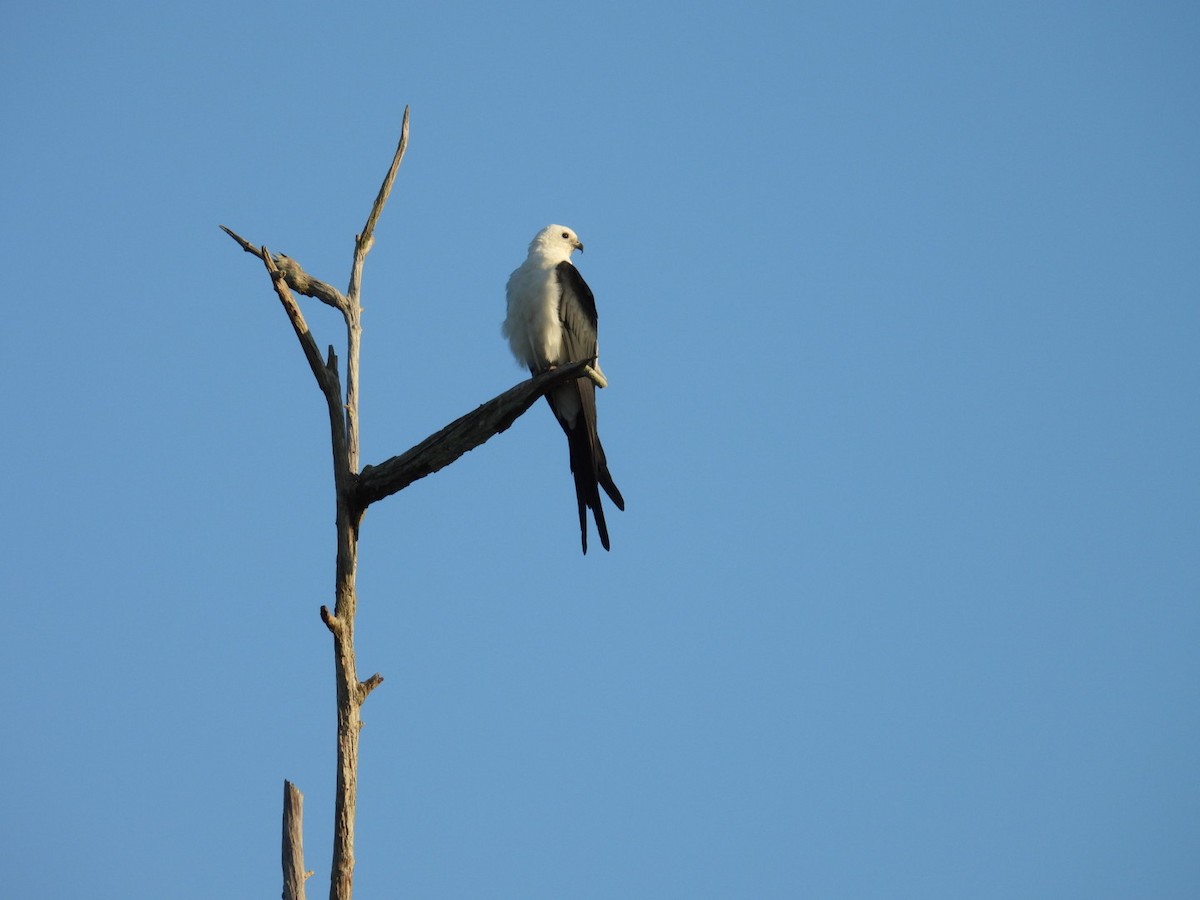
(503, 224, 624, 553)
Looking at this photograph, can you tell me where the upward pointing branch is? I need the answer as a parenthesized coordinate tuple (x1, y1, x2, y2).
(350, 106, 410, 307)
(344, 106, 411, 474)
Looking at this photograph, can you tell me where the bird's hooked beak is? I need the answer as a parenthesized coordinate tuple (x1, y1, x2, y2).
(573, 238, 585, 254)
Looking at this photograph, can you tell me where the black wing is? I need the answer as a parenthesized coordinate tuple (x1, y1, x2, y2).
(546, 261, 624, 553)
(556, 260, 599, 360)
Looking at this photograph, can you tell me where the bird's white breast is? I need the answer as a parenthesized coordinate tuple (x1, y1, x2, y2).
(504, 261, 564, 370)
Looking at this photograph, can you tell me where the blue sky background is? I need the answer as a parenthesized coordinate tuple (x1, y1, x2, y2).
(2, 2, 1197, 897)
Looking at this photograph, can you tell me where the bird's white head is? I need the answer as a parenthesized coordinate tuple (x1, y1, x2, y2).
(529, 224, 584, 261)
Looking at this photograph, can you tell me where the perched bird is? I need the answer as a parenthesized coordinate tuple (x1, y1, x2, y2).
(503, 224, 624, 553)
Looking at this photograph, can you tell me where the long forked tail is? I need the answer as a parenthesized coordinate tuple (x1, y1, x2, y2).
(546, 378, 624, 554)
(566, 423, 610, 553)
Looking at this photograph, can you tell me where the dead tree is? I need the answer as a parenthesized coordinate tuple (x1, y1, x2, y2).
(222, 109, 604, 900)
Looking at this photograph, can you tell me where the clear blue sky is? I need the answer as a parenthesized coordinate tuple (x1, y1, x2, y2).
(2, 2, 1197, 898)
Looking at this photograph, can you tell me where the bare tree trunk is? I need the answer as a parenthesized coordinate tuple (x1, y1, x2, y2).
(322, 487, 379, 900)
(317, 115, 402, 900)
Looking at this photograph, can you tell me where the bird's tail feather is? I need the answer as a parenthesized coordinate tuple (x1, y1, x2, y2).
(566, 426, 610, 554)
(595, 439, 624, 511)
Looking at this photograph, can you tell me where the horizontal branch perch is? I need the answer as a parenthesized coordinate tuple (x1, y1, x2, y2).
(354, 359, 597, 510)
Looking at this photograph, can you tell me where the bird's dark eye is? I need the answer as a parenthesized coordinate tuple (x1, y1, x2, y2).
(561, 232, 570, 239)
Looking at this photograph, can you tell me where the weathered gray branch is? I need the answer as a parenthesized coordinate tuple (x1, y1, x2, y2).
(282, 780, 311, 900)
(220, 226, 347, 311)
(350, 106, 409, 307)
(343, 106, 409, 480)
(253, 248, 354, 513)
(355, 360, 597, 510)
